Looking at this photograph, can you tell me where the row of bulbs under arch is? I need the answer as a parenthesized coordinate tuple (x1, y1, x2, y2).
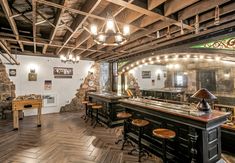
(122, 54, 224, 73)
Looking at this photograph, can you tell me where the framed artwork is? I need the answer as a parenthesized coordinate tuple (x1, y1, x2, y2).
(42, 94, 57, 107)
(142, 71, 151, 79)
(53, 67, 73, 78)
(9, 69, 16, 76)
(28, 73, 37, 81)
(44, 80, 52, 90)
(157, 74, 161, 80)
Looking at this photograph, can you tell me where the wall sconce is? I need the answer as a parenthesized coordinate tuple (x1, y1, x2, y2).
(28, 64, 38, 81)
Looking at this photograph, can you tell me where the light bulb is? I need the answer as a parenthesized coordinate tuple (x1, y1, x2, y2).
(69, 54, 72, 60)
(60, 55, 65, 60)
(76, 56, 80, 61)
(106, 19, 115, 31)
(123, 25, 130, 35)
(98, 34, 106, 42)
(90, 25, 97, 35)
(115, 35, 122, 42)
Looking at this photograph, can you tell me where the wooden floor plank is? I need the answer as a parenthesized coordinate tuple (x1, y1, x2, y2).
(0, 112, 234, 163)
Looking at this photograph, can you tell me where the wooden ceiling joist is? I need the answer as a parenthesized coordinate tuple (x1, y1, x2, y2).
(105, 0, 194, 30)
(0, 0, 234, 61)
(42, 0, 66, 54)
(56, 0, 102, 55)
(103, 21, 235, 61)
(164, 0, 199, 16)
(0, 40, 19, 64)
(178, 0, 231, 21)
(32, 0, 37, 53)
(0, 37, 106, 53)
(148, 0, 166, 11)
(0, 0, 24, 52)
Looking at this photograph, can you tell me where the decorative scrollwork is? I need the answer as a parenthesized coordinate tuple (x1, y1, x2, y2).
(204, 37, 235, 50)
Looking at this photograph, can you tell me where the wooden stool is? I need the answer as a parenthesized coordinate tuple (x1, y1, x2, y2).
(153, 128, 176, 163)
(92, 105, 103, 128)
(81, 100, 89, 120)
(85, 102, 96, 123)
(115, 112, 134, 149)
(129, 119, 150, 162)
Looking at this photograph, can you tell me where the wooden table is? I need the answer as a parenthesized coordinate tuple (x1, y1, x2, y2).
(12, 95, 42, 130)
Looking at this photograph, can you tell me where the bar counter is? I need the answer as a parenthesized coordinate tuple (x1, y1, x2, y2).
(87, 92, 127, 127)
(119, 98, 229, 163)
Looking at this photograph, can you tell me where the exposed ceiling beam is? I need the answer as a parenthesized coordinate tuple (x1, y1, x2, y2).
(178, 0, 231, 21)
(96, 0, 235, 59)
(0, 40, 19, 64)
(148, 0, 166, 10)
(0, 36, 106, 53)
(11, 6, 32, 23)
(164, 0, 199, 16)
(36, 10, 55, 27)
(103, 21, 235, 61)
(32, 0, 37, 53)
(0, 0, 24, 52)
(105, 0, 194, 30)
(42, 0, 66, 54)
(36, 0, 146, 32)
(56, 0, 102, 55)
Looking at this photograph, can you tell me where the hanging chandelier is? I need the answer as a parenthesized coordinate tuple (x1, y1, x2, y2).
(60, 54, 80, 63)
(86, 13, 130, 46)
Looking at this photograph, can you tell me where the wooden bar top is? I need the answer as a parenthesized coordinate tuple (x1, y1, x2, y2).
(142, 88, 185, 93)
(88, 92, 127, 100)
(119, 98, 230, 123)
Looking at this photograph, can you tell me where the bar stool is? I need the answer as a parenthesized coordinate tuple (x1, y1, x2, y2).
(85, 102, 96, 123)
(91, 104, 103, 128)
(152, 128, 176, 163)
(81, 100, 89, 120)
(115, 112, 134, 150)
(129, 119, 150, 162)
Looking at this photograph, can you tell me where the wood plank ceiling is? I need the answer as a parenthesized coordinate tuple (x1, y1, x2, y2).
(0, 0, 234, 64)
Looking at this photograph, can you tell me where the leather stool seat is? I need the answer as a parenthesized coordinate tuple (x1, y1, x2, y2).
(152, 128, 176, 163)
(129, 119, 150, 162)
(132, 119, 149, 127)
(117, 112, 132, 119)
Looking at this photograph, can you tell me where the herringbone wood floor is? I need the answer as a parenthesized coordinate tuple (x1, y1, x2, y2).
(0, 112, 234, 163)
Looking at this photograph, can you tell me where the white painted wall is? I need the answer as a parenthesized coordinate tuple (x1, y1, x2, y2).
(130, 65, 166, 90)
(0, 55, 93, 116)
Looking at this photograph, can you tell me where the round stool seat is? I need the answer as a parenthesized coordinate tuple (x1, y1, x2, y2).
(82, 100, 89, 104)
(117, 112, 132, 119)
(153, 128, 176, 139)
(132, 119, 149, 127)
(87, 102, 96, 106)
(92, 105, 102, 109)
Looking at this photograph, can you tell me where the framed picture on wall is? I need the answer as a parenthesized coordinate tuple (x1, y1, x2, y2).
(53, 67, 73, 78)
(42, 94, 57, 107)
(28, 73, 37, 81)
(44, 80, 52, 90)
(142, 71, 151, 79)
(9, 69, 16, 76)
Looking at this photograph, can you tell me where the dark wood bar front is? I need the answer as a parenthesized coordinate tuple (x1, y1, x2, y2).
(119, 98, 229, 163)
(88, 92, 127, 127)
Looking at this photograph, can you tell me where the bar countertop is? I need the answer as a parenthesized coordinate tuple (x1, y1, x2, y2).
(119, 98, 229, 123)
(88, 92, 127, 100)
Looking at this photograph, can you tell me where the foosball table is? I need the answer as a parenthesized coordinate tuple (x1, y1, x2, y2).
(12, 94, 42, 130)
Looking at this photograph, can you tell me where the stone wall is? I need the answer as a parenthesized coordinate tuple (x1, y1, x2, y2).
(60, 63, 101, 112)
(126, 73, 141, 97)
(0, 59, 15, 101)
